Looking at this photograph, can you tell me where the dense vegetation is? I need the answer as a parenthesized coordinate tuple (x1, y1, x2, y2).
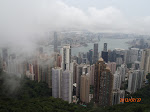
(0, 71, 150, 112)
(0, 71, 86, 112)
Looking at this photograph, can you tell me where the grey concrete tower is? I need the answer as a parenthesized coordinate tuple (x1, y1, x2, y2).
(103, 43, 107, 52)
(54, 32, 58, 52)
(93, 43, 98, 64)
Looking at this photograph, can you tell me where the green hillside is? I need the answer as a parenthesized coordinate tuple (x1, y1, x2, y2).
(0, 71, 150, 112)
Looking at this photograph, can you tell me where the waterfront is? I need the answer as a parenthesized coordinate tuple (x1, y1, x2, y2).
(71, 38, 133, 56)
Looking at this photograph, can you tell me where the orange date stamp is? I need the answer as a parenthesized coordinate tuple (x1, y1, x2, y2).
(120, 98, 141, 102)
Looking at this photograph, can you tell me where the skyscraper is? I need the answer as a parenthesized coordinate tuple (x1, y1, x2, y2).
(117, 64, 126, 83)
(141, 49, 150, 77)
(108, 62, 116, 74)
(52, 67, 62, 98)
(57, 55, 62, 67)
(90, 64, 95, 86)
(61, 45, 71, 71)
(93, 43, 98, 64)
(54, 32, 58, 52)
(116, 57, 123, 65)
(54, 52, 61, 67)
(94, 58, 113, 106)
(87, 49, 93, 65)
(101, 43, 108, 63)
(112, 90, 125, 105)
(35, 54, 53, 89)
(126, 48, 139, 64)
(103, 43, 107, 52)
(80, 73, 90, 103)
(78, 52, 82, 64)
(76, 64, 83, 97)
(70, 61, 78, 83)
(112, 90, 120, 105)
(61, 70, 73, 103)
(128, 70, 144, 93)
(113, 71, 121, 90)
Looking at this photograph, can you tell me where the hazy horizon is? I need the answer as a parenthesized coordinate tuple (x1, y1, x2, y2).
(0, 0, 150, 52)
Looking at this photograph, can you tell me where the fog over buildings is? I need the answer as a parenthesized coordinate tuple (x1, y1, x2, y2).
(0, 0, 150, 106)
(1, 0, 150, 53)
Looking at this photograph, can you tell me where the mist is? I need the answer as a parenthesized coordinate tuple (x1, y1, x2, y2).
(0, 0, 150, 103)
(1, 0, 150, 52)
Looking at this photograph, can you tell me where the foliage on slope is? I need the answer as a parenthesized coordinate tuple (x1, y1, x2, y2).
(0, 71, 150, 112)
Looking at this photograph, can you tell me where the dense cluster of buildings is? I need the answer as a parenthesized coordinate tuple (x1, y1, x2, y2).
(0, 32, 149, 106)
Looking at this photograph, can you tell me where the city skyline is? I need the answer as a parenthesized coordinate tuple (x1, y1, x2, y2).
(0, 0, 150, 111)
(1, 0, 150, 53)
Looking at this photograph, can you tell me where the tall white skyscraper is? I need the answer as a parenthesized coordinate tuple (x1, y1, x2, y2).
(61, 45, 71, 71)
(112, 90, 125, 105)
(112, 70, 125, 105)
(141, 49, 150, 81)
(117, 64, 126, 83)
(126, 48, 139, 64)
(128, 70, 144, 93)
(52, 67, 62, 98)
(113, 71, 121, 90)
(61, 70, 73, 103)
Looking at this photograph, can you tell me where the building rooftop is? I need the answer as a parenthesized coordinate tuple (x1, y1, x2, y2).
(106, 66, 110, 70)
(99, 57, 104, 62)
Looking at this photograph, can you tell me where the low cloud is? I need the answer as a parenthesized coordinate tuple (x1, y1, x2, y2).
(0, 0, 150, 51)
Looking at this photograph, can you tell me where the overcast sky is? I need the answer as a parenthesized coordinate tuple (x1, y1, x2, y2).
(62, 0, 150, 17)
(0, 0, 150, 50)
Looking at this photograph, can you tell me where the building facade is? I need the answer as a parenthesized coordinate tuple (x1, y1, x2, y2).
(93, 43, 98, 64)
(61, 70, 73, 103)
(61, 45, 71, 71)
(80, 74, 90, 103)
(94, 58, 113, 106)
(52, 67, 62, 98)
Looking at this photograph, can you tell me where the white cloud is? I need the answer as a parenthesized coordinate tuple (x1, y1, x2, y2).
(0, 0, 150, 50)
(86, 7, 130, 32)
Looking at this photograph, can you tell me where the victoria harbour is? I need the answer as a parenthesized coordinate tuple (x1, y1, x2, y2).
(72, 38, 132, 56)
(1, 0, 150, 111)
